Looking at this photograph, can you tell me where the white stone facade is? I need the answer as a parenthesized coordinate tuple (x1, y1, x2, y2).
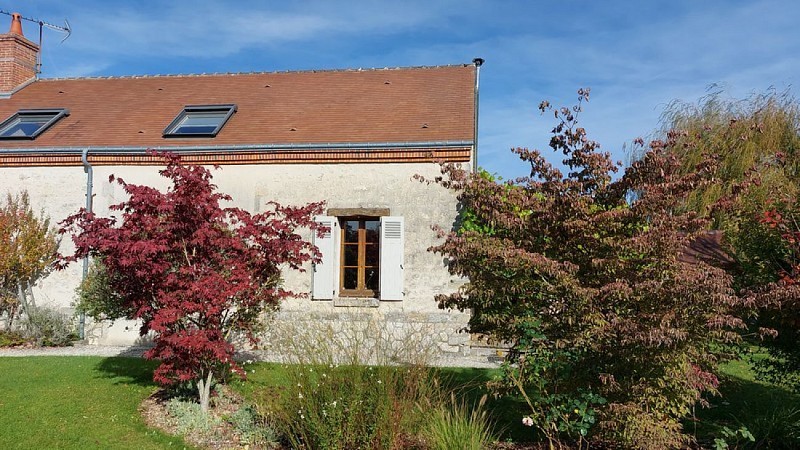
(0, 161, 471, 353)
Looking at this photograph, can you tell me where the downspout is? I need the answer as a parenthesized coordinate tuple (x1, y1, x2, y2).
(472, 58, 484, 174)
(79, 148, 93, 340)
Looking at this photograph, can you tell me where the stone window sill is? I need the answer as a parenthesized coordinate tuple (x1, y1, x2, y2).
(333, 297, 380, 308)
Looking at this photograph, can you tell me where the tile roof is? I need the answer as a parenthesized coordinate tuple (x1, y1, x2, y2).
(0, 64, 476, 150)
(679, 230, 736, 269)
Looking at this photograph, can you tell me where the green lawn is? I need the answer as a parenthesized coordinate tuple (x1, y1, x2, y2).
(0, 357, 193, 450)
(1, 355, 797, 449)
(689, 352, 800, 448)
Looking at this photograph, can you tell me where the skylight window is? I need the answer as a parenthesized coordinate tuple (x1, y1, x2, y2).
(164, 104, 237, 137)
(0, 109, 69, 139)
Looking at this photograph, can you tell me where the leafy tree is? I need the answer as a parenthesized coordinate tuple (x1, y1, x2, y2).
(60, 152, 323, 412)
(655, 89, 800, 390)
(432, 89, 749, 448)
(0, 191, 59, 328)
(748, 205, 800, 389)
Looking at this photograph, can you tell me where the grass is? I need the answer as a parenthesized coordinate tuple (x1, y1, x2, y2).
(0, 356, 193, 450)
(690, 350, 800, 448)
(3, 354, 797, 449)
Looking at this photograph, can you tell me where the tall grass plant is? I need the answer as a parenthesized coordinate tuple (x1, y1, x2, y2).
(255, 313, 445, 449)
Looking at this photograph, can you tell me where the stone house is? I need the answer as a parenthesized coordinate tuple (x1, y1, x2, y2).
(0, 14, 483, 361)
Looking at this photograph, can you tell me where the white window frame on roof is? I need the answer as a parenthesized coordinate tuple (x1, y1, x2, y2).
(0, 108, 69, 139)
(163, 104, 237, 137)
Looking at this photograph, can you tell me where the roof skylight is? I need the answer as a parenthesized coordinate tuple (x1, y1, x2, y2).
(0, 109, 69, 139)
(164, 104, 237, 137)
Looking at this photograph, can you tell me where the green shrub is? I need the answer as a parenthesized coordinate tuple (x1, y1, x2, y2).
(21, 307, 76, 347)
(74, 260, 128, 322)
(0, 329, 26, 347)
(422, 393, 495, 450)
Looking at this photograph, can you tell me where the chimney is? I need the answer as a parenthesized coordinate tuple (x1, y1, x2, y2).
(0, 13, 39, 94)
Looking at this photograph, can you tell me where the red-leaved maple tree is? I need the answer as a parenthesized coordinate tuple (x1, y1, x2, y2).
(59, 152, 323, 411)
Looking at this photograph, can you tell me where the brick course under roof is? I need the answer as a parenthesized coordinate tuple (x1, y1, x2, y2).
(0, 64, 476, 150)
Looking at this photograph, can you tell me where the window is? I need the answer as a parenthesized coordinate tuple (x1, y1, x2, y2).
(312, 215, 404, 301)
(340, 218, 380, 297)
(0, 109, 68, 139)
(163, 104, 236, 137)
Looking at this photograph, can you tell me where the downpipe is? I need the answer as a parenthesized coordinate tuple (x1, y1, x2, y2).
(79, 148, 93, 340)
(472, 57, 484, 173)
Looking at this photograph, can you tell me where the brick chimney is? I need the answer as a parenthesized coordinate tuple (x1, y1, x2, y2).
(0, 13, 39, 94)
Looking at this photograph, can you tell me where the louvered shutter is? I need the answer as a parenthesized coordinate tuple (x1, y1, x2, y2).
(379, 216, 404, 301)
(312, 216, 337, 300)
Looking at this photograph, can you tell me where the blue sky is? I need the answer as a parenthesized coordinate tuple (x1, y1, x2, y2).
(8, 1, 800, 180)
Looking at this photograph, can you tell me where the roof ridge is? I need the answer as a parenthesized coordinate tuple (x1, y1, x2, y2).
(39, 63, 474, 82)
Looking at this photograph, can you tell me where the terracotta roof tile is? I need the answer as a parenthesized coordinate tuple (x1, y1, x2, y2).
(0, 65, 476, 150)
(679, 230, 736, 269)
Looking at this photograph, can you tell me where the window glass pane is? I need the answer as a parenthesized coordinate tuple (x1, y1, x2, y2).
(365, 243, 379, 267)
(165, 106, 234, 136)
(343, 268, 358, 290)
(0, 114, 55, 137)
(365, 268, 379, 292)
(182, 112, 227, 126)
(365, 220, 380, 243)
(0, 122, 41, 137)
(344, 221, 359, 243)
(344, 244, 358, 267)
(174, 112, 227, 134)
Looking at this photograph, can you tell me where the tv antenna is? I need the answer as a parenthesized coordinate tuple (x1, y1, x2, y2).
(0, 10, 71, 74)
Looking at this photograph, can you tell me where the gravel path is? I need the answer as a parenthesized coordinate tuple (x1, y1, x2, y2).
(0, 344, 500, 368)
(0, 343, 151, 358)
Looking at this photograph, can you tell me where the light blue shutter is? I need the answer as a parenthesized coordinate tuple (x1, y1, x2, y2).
(379, 216, 404, 301)
(312, 216, 337, 300)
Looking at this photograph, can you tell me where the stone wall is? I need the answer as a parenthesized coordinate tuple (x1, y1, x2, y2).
(0, 160, 477, 361)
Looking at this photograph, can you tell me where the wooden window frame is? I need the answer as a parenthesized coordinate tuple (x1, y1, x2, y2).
(339, 217, 380, 298)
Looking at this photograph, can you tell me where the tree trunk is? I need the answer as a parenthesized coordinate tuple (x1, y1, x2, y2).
(16, 283, 30, 316)
(26, 282, 36, 310)
(197, 370, 214, 414)
(5, 302, 17, 329)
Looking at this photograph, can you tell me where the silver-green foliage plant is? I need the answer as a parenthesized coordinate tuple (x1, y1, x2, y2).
(165, 398, 222, 436)
(21, 306, 75, 347)
(226, 404, 278, 446)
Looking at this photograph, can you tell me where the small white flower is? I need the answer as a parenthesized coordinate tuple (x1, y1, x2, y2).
(522, 417, 534, 427)
(298, 392, 304, 399)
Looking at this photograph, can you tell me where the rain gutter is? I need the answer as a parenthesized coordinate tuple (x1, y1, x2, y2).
(0, 140, 474, 155)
